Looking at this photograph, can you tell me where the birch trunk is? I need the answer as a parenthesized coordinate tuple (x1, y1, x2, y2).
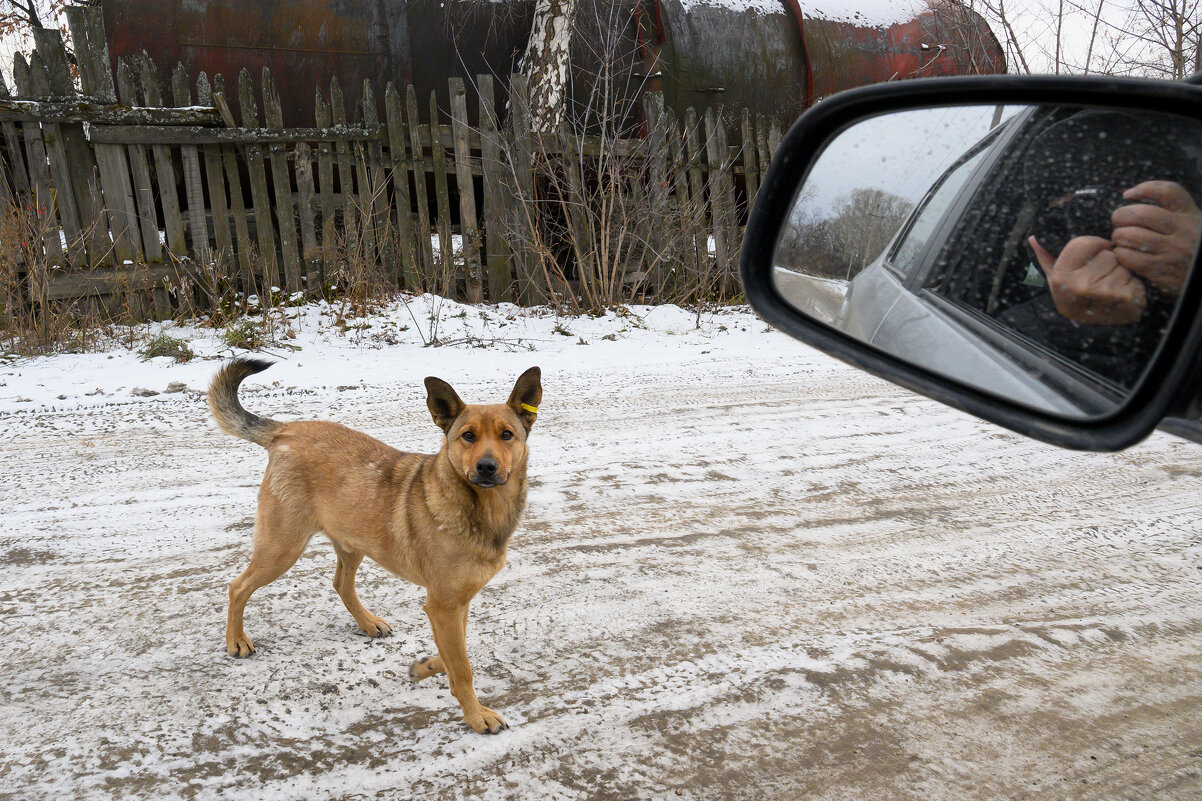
(518, 0, 577, 134)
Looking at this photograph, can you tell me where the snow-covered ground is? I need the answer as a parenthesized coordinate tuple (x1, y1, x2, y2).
(2, 295, 1201, 800)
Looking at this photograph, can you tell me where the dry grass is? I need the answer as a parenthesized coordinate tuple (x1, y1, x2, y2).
(0, 200, 110, 355)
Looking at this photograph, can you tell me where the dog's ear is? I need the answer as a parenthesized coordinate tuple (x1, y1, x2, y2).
(425, 377, 465, 433)
(507, 366, 542, 431)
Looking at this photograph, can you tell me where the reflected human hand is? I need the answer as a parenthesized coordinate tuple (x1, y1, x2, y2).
(1110, 181, 1202, 297)
(1030, 235, 1147, 326)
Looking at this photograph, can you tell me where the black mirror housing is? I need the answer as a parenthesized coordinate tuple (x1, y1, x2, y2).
(741, 75, 1202, 451)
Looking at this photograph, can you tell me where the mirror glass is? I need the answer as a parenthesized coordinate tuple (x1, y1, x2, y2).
(772, 104, 1202, 419)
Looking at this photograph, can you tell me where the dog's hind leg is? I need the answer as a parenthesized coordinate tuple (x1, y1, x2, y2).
(411, 606, 470, 680)
(413, 606, 463, 678)
(408, 654, 445, 681)
(411, 605, 470, 681)
(225, 499, 310, 657)
(331, 541, 392, 637)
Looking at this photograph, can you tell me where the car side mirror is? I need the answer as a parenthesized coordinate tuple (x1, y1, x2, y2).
(740, 76, 1202, 451)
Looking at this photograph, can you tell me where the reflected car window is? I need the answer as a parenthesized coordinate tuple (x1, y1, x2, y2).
(890, 141, 993, 278)
(920, 108, 1202, 391)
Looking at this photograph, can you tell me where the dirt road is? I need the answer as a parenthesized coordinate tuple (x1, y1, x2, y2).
(2, 314, 1201, 799)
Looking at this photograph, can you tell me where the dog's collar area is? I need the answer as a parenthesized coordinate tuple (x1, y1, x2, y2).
(520, 403, 538, 415)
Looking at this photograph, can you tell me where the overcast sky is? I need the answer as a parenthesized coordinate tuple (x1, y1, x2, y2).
(964, 0, 1191, 76)
(791, 105, 1025, 219)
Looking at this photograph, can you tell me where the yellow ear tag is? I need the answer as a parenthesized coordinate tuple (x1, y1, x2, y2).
(520, 403, 538, 414)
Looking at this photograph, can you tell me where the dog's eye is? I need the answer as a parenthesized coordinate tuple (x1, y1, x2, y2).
(461, 431, 476, 442)
(500, 430, 514, 441)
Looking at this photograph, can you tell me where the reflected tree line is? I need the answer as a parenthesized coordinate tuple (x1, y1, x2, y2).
(777, 187, 913, 280)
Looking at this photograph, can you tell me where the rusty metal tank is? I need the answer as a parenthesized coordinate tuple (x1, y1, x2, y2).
(101, 0, 1004, 128)
(643, 0, 1007, 123)
(101, 0, 533, 125)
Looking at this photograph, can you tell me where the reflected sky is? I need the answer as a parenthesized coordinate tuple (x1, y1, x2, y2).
(798, 105, 1025, 219)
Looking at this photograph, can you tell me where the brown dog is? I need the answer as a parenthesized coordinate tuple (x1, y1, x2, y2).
(208, 357, 541, 734)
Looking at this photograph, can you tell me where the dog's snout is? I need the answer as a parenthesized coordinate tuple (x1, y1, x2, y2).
(468, 454, 506, 488)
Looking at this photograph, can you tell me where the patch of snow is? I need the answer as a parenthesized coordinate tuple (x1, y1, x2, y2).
(431, 233, 465, 253)
(799, 0, 923, 26)
(675, 0, 782, 15)
(676, 0, 922, 27)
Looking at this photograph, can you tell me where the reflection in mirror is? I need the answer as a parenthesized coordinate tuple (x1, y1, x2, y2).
(772, 104, 1202, 419)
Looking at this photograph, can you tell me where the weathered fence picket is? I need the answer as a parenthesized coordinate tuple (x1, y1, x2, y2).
(294, 142, 322, 290)
(33, 29, 89, 268)
(174, 64, 209, 267)
(330, 77, 359, 264)
(313, 87, 338, 283)
(139, 56, 186, 262)
(12, 54, 64, 270)
(755, 115, 773, 213)
(263, 69, 302, 294)
(705, 107, 735, 277)
(477, 74, 513, 302)
(641, 92, 669, 291)
(351, 84, 379, 270)
(0, 72, 31, 200)
(384, 84, 420, 291)
(449, 78, 483, 304)
(683, 108, 707, 280)
(197, 74, 234, 276)
(430, 90, 454, 288)
(741, 108, 759, 207)
(505, 75, 542, 306)
(89, 49, 141, 268)
(362, 82, 395, 285)
(212, 75, 254, 287)
(665, 107, 691, 298)
(117, 62, 161, 266)
(238, 68, 279, 291)
(405, 84, 436, 284)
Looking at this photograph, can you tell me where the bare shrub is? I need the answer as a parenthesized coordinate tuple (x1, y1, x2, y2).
(0, 197, 109, 355)
(323, 187, 399, 320)
(483, 18, 739, 311)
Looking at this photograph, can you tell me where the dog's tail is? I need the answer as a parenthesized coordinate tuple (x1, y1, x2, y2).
(208, 357, 282, 448)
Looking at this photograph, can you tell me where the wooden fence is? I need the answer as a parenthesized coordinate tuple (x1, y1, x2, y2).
(0, 7, 785, 318)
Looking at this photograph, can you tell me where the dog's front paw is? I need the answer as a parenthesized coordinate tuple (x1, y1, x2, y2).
(465, 706, 508, 735)
(227, 633, 255, 658)
(358, 615, 392, 638)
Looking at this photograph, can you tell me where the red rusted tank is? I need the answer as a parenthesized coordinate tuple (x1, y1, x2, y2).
(101, 0, 1004, 127)
(643, 0, 1007, 122)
